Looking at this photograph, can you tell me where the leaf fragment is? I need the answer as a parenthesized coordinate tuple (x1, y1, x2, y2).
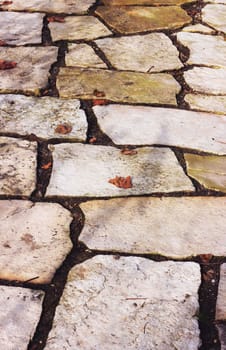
(92, 99, 108, 106)
(47, 16, 65, 23)
(121, 148, 138, 156)
(108, 176, 132, 189)
(55, 123, 72, 134)
(41, 162, 52, 170)
(89, 137, 97, 144)
(0, 1, 13, 5)
(0, 59, 17, 70)
(93, 89, 105, 97)
(199, 254, 213, 263)
(0, 40, 7, 46)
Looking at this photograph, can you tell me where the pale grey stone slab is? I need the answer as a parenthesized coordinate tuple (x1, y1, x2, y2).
(204, 0, 226, 3)
(46, 144, 194, 197)
(65, 44, 107, 68)
(182, 24, 214, 33)
(0, 47, 58, 95)
(185, 94, 226, 115)
(46, 256, 200, 350)
(0, 12, 43, 45)
(49, 16, 112, 41)
(0, 286, 44, 350)
(94, 105, 226, 154)
(0, 137, 36, 196)
(0, 95, 87, 140)
(0, 200, 73, 283)
(95, 33, 182, 72)
(80, 197, 226, 257)
(216, 264, 226, 320)
(202, 4, 226, 34)
(216, 324, 226, 349)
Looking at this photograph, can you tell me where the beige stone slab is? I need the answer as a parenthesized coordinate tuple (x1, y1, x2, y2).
(0, 137, 36, 196)
(94, 105, 226, 154)
(202, 4, 226, 34)
(102, 0, 193, 4)
(0, 47, 58, 95)
(204, 0, 226, 3)
(46, 256, 200, 350)
(0, 286, 44, 349)
(182, 24, 215, 33)
(57, 67, 180, 105)
(0, 95, 87, 140)
(49, 16, 112, 41)
(80, 197, 226, 257)
(185, 94, 226, 115)
(0, 200, 73, 283)
(65, 43, 107, 68)
(46, 144, 194, 197)
(95, 33, 182, 72)
(95, 6, 191, 34)
(216, 264, 226, 319)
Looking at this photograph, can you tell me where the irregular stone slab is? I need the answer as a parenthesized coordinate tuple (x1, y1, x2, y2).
(203, 0, 226, 3)
(49, 16, 112, 41)
(46, 144, 194, 197)
(95, 6, 191, 34)
(182, 24, 214, 33)
(216, 324, 226, 349)
(0, 200, 73, 283)
(184, 67, 226, 95)
(216, 264, 226, 319)
(185, 94, 226, 115)
(185, 153, 226, 193)
(0, 137, 36, 196)
(0, 286, 44, 349)
(80, 197, 226, 257)
(0, 95, 87, 140)
(94, 105, 226, 154)
(46, 256, 200, 350)
(177, 32, 226, 68)
(102, 0, 193, 4)
(57, 68, 180, 105)
(95, 33, 182, 72)
(202, 4, 226, 34)
(0, 12, 43, 45)
(65, 43, 107, 68)
(0, 47, 58, 95)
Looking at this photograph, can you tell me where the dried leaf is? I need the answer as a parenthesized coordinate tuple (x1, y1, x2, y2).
(0, 1, 13, 5)
(121, 148, 138, 156)
(203, 269, 215, 282)
(41, 162, 52, 170)
(93, 89, 105, 97)
(55, 123, 72, 134)
(199, 254, 213, 263)
(89, 137, 97, 144)
(0, 59, 17, 70)
(92, 99, 108, 106)
(47, 16, 65, 23)
(0, 40, 7, 46)
(108, 176, 132, 189)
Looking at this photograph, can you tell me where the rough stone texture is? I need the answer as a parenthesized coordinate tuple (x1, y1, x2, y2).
(65, 43, 107, 68)
(95, 6, 191, 34)
(185, 153, 226, 193)
(46, 256, 200, 350)
(216, 264, 226, 320)
(0, 95, 87, 140)
(46, 144, 194, 197)
(102, 0, 193, 4)
(95, 33, 182, 72)
(0, 286, 44, 349)
(203, 0, 226, 3)
(80, 197, 226, 257)
(49, 16, 112, 41)
(94, 105, 226, 154)
(0, 137, 36, 196)
(0, 200, 73, 283)
(0, 12, 43, 45)
(177, 32, 226, 68)
(202, 4, 226, 34)
(182, 24, 214, 33)
(0, 47, 58, 95)
(184, 67, 226, 95)
(216, 324, 226, 349)
(57, 68, 180, 105)
(185, 94, 226, 115)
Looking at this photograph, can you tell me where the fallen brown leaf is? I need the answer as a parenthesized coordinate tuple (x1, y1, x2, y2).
(199, 254, 213, 263)
(203, 269, 215, 282)
(108, 176, 132, 189)
(92, 99, 108, 106)
(89, 137, 97, 144)
(41, 162, 52, 170)
(121, 148, 138, 156)
(55, 123, 72, 134)
(0, 59, 17, 70)
(47, 16, 65, 23)
(0, 1, 13, 5)
(0, 40, 7, 46)
(93, 89, 105, 97)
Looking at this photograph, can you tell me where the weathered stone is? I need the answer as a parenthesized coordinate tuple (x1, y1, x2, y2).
(80, 197, 226, 257)
(184, 67, 226, 95)
(0, 12, 43, 45)
(46, 256, 200, 350)
(0, 47, 58, 95)
(203, 0, 226, 3)
(0, 286, 44, 349)
(182, 23, 214, 33)
(49, 16, 112, 41)
(94, 105, 226, 154)
(46, 144, 194, 197)
(0, 137, 36, 196)
(185, 94, 226, 115)
(95, 33, 182, 72)
(0, 200, 73, 283)
(102, 0, 193, 4)
(216, 324, 226, 349)
(95, 6, 191, 34)
(202, 4, 226, 34)
(177, 32, 226, 68)
(65, 43, 107, 68)
(216, 264, 226, 319)
(0, 95, 87, 140)
(57, 68, 180, 105)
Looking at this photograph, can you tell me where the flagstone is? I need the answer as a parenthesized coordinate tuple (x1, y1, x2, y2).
(0, 286, 44, 350)
(102, 0, 193, 4)
(95, 33, 182, 73)
(0, 95, 87, 140)
(202, 4, 226, 34)
(65, 44, 107, 69)
(95, 6, 191, 34)
(216, 264, 226, 319)
(46, 144, 194, 197)
(0, 47, 58, 95)
(49, 16, 112, 41)
(0, 200, 73, 283)
(79, 197, 226, 257)
(46, 256, 200, 350)
(182, 24, 214, 33)
(94, 105, 226, 154)
(203, 0, 226, 3)
(185, 94, 226, 115)
(57, 68, 180, 105)
(0, 137, 36, 196)
(0, 12, 43, 45)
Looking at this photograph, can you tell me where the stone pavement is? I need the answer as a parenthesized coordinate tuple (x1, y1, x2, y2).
(0, 0, 226, 349)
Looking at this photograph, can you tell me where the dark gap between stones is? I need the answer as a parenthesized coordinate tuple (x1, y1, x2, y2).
(182, 1, 205, 25)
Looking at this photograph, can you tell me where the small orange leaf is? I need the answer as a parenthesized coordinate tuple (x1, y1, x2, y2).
(92, 99, 108, 106)
(93, 89, 105, 97)
(47, 16, 65, 23)
(89, 137, 97, 144)
(199, 254, 213, 263)
(121, 148, 137, 156)
(108, 176, 132, 189)
(55, 123, 72, 134)
(0, 59, 17, 70)
(41, 162, 52, 170)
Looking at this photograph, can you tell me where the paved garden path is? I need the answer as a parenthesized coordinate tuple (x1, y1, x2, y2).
(0, 0, 226, 349)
